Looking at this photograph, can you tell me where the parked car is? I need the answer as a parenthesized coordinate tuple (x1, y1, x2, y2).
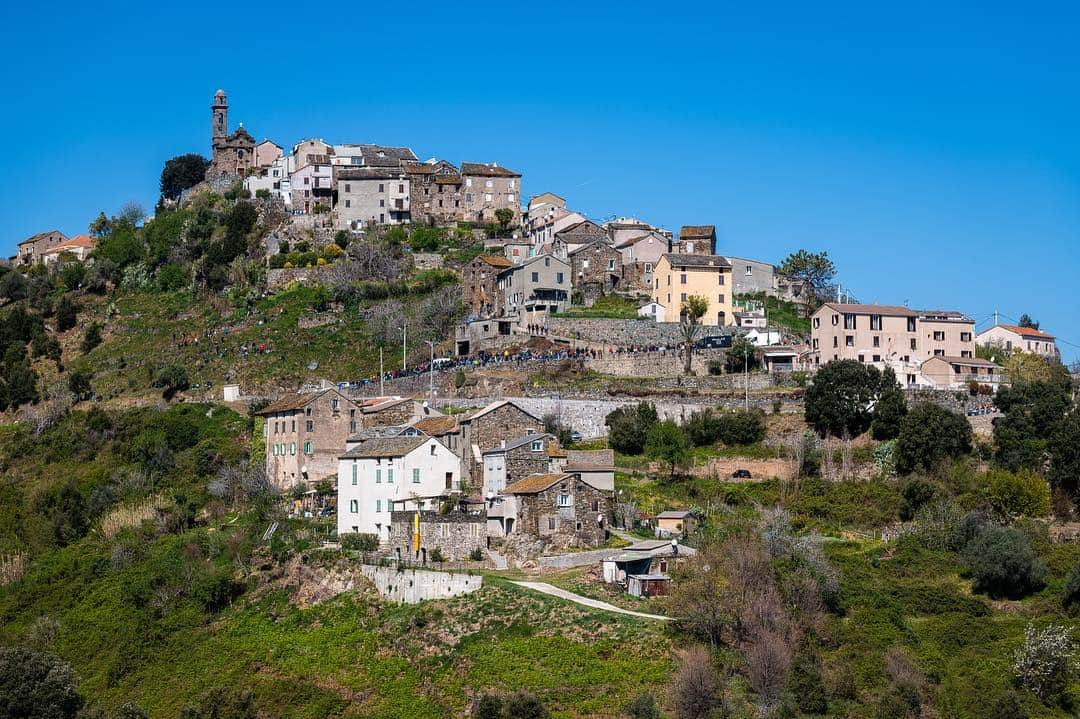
(732, 469, 752, 479)
(570, 431, 583, 443)
(696, 335, 733, 349)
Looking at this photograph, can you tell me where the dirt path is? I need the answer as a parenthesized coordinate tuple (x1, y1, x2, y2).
(511, 581, 671, 621)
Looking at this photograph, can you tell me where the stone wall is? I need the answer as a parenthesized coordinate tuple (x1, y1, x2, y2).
(413, 253, 444, 270)
(388, 509, 486, 562)
(583, 349, 775, 378)
(360, 564, 482, 604)
(267, 266, 335, 290)
(516, 477, 611, 548)
(546, 317, 687, 347)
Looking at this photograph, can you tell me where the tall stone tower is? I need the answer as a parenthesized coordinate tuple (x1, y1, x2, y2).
(212, 89, 228, 140)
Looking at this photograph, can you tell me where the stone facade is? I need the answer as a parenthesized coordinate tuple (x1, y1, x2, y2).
(209, 90, 257, 179)
(674, 225, 716, 255)
(727, 256, 777, 296)
(569, 241, 622, 302)
(652, 253, 735, 327)
(461, 162, 521, 223)
(261, 388, 360, 489)
(512, 474, 612, 548)
(497, 253, 571, 324)
(336, 169, 410, 228)
(460, 401, 544, 483)
(405, 161, 464, 224)
(555, 219, 607, 248)
(16, 230, 68, 265)
(388, 504, 486, 562)
(462, 255, 514, 318)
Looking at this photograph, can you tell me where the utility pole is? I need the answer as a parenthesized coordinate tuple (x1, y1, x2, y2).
(425, 340, 435, 406)
(994, 309, 999, 326)
(401, 320, 407, 371)
(379, 347, 384, 397)
(744, 341, 750, 412)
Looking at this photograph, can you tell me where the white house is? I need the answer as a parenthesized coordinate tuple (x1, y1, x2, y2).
(637, 301, 666, 322)
(976, 324, 1059, 360)
(337, 435, 460, 543)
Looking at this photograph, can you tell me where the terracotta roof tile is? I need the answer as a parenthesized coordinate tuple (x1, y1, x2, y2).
(994, 324, 1055, 340)
(820, 302, 917, 317)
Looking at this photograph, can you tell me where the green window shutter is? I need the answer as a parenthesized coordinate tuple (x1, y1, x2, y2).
(413, 468, 420, 484)
(376, 469, 381, 483)
(388, 469, 394, 484)
(352, 463, 357, 485)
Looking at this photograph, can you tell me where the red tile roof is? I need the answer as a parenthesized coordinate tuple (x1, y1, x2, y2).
(995, 324, 1055, 340)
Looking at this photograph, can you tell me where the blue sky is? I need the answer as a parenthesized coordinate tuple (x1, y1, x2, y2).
(2, 1, 1077, 359)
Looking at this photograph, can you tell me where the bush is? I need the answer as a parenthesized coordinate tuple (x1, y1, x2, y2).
(871, 368, 907, 440)
(605, 401, 658, 455)
(1063, 564, 1080, 613)
(153, 365, 190, 400)
(1013, 623, 1077, 700)
(683, 408, 723, 446)
(429, 547, 447, 563)
(899, 477, 936, 521)
(469, 547, 484, 562)
(81, 323, 103, 354)
(54, 295, 77, 331)
(156, 263, 189, 291)
(0, 646, 84, 718)
(894, 402, 971, 475)
(986, 469, 1051, 518)
(717, 409, 766, 446)
(624, 693, 661, 719)
(645, 420, 690, 481)
(339, 533, 379, 552)
(669, 645, 723, 719)
(965, 525, 1046, 599)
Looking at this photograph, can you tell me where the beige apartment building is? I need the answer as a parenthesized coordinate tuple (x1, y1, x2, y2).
(809, 304, 978, 386)
(651, 254, 734, 326)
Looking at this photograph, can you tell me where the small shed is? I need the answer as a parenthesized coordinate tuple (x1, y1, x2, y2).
(628, 573, 671, 597)
(656, 510, 697, 537)
(601, 551, 654, 584)
(223, 384, 241, 402)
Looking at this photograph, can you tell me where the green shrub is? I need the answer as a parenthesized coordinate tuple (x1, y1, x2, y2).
(986, 469, 1051, 518)
(81, 323, 103, 354)
(899, 477, 936, 521)
(623, 692, 661, 719)
(339, 533, 379, 552)
(469, 547, 484, 562)
(1063, 564, 1080, 613)
(605, 401, 658, 455)
(717, 409, 767, 446)
(0, 647, 83, 718)
(894, 402, 972, 475)
(965, 525, 1046, 599)
(430, 547, 447, 563)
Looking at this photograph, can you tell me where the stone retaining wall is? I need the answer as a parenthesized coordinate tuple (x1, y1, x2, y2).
(267, 266, 335, 290)
(360, 564, 482, 604)
(546, 318, 702, 347)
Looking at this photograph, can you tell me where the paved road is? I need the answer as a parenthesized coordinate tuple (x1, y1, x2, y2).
(511, 581, 672, 621)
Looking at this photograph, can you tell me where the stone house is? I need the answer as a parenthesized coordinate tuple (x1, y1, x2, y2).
(459, 400, 543, 485)
(652, 253, 735, 327)
(656, 510, 697, 537)
(332, 143, 418, 170)
(554, 219, 607, 251)
(209, 90, 257, 179)
(405, 160, 464, 225)
(497, 253, 571, 325)
(16, 230, 68, 265)
(337, 435, 461, 542)
(291, 161, 333, 214)
(674, 225, 716, 255)
(40, 235, 96, 265)
(292, 138, 334, 170)
(734, 310, 767, 329)
(568, 241, 622, 302)
(606, 217, 672, 246)
(410, 415, 463, 458)
(461, 162, 522, 223)
(503, 472, 612, 548)
(637, 300, 666, 323)
(919, 356, 1005, 390)
(553, 448, 615, 492)
(976, 324, 1059, 360)
(359, 397, 439, 428)
(614, 230, 669, 292)
(388, 497, 486, 562)
(245, 153, 294, 207)
(462, 254, 514, 318)
(481, 433, 556, 536)
(335, 168, 410, 228)
(253, 140, 283, 169)
(260, 388, 360, 490)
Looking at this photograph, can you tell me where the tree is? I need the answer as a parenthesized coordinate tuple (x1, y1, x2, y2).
(1048, 410, 1080, 500)
(645, 420, 691, 481)
(1018, 313, 1040, 330)
(668, 646, 723, 719)
(778, 249, 836, 312)
(804, 359, 882, 438)
(54, 295, 77, 332)
(494, 208, 515, 233)
(160, 153, 210, 200)
(0, 342, 39, 411)
(88, 211, 112, 238)
(965, 525, 1046, 599)
(1013, 623, 1076, 700)
(0, 647, 83, 719)
(679, 295, 709, 374)
(717, 409, 767, 446)
(683, 408, 723, 447)
(1002, 351, 1070, 386)
(94, 225, 144, 269)
(153, 365, 190, 400)
(116, 201, 145, 228)
(993, 379, 1072, 472)
(871, 368, 907, 440)
(894, 402, 971, 474)
(724, 335, 759, 373)
(0, 270, 28, 303)
(624, 693, 661, 719)
(67, 371, 92, 401)
(1063, 563, 1080, 613)
(986, 469, 1051, 518)
(81, 323, 103, 354)
(472, 694, 503, 719)
(501, 691, 548, 719)
(605, 402, 658, 455)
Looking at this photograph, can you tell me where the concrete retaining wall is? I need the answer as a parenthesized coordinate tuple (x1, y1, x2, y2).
(360, 564, 482, 604)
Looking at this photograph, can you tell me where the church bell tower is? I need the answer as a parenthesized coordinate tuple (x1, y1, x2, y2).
(212, 89, 228, 141)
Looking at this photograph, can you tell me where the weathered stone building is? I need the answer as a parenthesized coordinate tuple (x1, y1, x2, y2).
(209, 90, 257, 179)
(497, 253, 571, 324)
(405, 160, 464, 224)
(482, 433, 557, 495)
(461, 162, 521, 223)
(674, 225, 716, 255)
(335, 168, 410, 228)
(568, 241, 622, 302)
(388, 498, 486, 562)
(462, 254, 514, 318)
(459, 400, 543, 484)
(554, 219, 607, 250)
(504, 472, 612, 548)
(260, 388, 360, 490)
(16, 230, 68, 265)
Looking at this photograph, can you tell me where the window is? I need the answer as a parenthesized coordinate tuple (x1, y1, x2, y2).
(858, 354, 865, 363)
(376, 469, 381, 483)
(843, 314, 857, 330)
(531, 272, 538, 282)
(961, 332, 972, 342)
(644, 263, 652, 273)
(398, 184, 404, 193)
(306, 420, 313, 432)
(387, 469, 394, 484)
(845, 336, 854, 347)
(681, 292, 687, 301)
(376, 500, 381, 513)
(872, 354, 881, 362)
(548, 517, 556, 530)
(379, 199, 385, 207)
(290, 442, 296, 455)
(934, 349, 945, 356)
(832, 314, 839, 326)
(907, 317, 917, 332)
(813, 317, 820, 328)
(485, 179, 493, 188)
(910, 338, 917, 350)
(718, 274, 725, 285)
(349, 421, 357, 433)
(558, 493, 572, 507)
(507, 193, 515, 203)
(718, 294, 725, 304)
(331, 398, 339, 411)
(961, 350, 973, 358)
(933, 331, 945, 341)
(680, 273, 687, 284)
(344, 199, 351, 208)
(608, 259, 616, 271)
(873, 336, 880, 347)
(466, 193, 473, 203)
(413, 468, 420, 484)
(303, 441, 312, 454)
(484, 193, 492, 202)
(833, 336, 838, 347)
(556, 272, 564, 284)
(344, 183, 351, 193)
(813, 338, 819, 349)
(349, 500, 358, 513)
(378, 183, 384, 192)
(430, 444, 436, 455)
(466, 178, 473, 187)
(870, 315, 882, 330)
(531, 440, 543, 451)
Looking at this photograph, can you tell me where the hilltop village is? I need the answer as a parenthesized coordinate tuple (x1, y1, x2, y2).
(3, 89, 1079, 718)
